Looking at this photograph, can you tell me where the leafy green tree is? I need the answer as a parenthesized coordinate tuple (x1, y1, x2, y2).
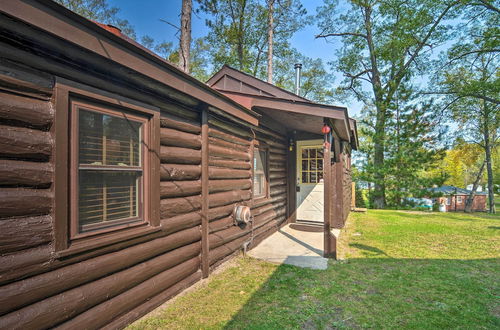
(168, 38, 211, 82)
(358, 82, 446, 207)
(432, 0, 499, 212)
(316, 0, 461, 208)
(196, 0, 308, 78)
(140, 36, 175, 59)
(273, 49, 335, 103)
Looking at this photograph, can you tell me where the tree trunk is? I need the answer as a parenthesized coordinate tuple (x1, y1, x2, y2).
(364, 4, 386, 209)
(372, 102, 387, 209)
(465, 160, 485, 213)
(237, 0, 247, 70)
(267, 0, 274, 84)
(483, 121, 495, 213)
(179, 0, 192, 73)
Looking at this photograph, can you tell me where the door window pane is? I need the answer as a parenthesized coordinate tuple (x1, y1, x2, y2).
(300, 146, 324, 184)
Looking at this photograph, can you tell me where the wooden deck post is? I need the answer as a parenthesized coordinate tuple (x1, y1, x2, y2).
(332, 150, 344, 229)
(201, 107, 209, 277)
(323, 132, 336, 258)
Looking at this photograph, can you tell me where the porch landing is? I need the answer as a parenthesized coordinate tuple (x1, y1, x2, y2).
(247, 224, 328, 270)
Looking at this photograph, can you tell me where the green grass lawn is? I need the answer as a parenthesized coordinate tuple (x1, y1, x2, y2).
(129, 210, 500, 329)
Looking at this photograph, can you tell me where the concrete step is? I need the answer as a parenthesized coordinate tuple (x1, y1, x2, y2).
(289, 220, 323, 232)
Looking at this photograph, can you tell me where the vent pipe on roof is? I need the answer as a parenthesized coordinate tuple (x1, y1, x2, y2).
(294, 63, 302, 96)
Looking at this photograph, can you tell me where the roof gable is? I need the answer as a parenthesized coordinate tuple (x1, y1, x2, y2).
(207, 65, 310, 102)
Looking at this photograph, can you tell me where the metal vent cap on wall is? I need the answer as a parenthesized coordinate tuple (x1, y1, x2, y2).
(233, 205, 251, 224)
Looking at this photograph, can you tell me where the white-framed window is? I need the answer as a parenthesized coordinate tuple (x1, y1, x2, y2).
(446, 197, 451, 205)
(456, 196, 463, 204)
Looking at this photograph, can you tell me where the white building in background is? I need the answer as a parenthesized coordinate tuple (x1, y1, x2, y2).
(466, 184, 483, 192)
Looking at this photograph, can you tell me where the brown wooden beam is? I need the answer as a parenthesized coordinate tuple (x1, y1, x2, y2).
(332, 151, 344, 229)
(323, 137, 336, 258)
(0, 124, 52, 161)
(0, 188, 52, 218)
(0, 160, 52, 187)
(160, 164, 201, 181)
(200, 107, 209, 278)
(0, 91, 53, 128)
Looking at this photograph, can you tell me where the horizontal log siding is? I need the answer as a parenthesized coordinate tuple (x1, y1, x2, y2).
(0, 68, 207, 329)
(0, 58, 290, 329)
(159, 110, 203, 225)
(207, 116, 288, 267)
(0, 70, 55, 262)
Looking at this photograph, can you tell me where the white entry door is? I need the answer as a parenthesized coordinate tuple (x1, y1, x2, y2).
(296, 140, 324, 222)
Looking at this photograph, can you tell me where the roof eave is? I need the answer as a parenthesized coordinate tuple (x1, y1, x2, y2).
(1, 0, 260, 125)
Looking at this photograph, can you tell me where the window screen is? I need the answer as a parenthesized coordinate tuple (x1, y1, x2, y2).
(253, 147, 267, 198)
(77, 108, 144, 233)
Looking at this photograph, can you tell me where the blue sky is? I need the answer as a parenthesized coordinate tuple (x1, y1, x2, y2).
(107, 0, 361, 114)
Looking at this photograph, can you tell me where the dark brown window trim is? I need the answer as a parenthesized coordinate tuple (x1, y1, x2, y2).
(69, 100, 150, 239)
(55, 225, 161, 258)
(54, 77, 160, 256)
(251, 140, 270, 201)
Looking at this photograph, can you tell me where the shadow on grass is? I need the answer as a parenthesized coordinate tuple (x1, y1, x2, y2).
(222, 257, 500, 329)
(348, 243, 388, 256)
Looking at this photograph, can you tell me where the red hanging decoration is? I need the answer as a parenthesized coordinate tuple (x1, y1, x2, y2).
(321, 124, 331, 134)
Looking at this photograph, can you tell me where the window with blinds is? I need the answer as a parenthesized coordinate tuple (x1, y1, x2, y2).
(74, 106, 146, 235)
(253, 147, 268, 198)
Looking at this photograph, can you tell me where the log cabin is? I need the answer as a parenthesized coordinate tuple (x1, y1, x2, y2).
(0, 0, 358, 328)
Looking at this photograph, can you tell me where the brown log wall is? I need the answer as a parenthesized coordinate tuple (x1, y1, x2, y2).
(0, 78, 207, 328)
(342, 154, 352, 225)
(0, 65, 55, 264)
(0, 57, 289, 329)
(207, 115, 288, 267)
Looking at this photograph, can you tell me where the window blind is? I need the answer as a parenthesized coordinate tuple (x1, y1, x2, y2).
(77, 108, 143, 232)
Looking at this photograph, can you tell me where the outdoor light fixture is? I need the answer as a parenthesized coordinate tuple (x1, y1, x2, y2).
(321, 123, 331, 134)
(289, 138, 295, 151)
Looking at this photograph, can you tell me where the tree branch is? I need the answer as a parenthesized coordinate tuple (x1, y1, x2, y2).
(422, 91, 500, 105)
(392, 2, 457, 88)
(474, 0, 500, 14)
(315, 32, 367, 39)
(345, 69, 372, 81)
(448, 49, 500, 63)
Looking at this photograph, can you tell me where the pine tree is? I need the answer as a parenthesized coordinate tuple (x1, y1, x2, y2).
(316, 0, 460, 208)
